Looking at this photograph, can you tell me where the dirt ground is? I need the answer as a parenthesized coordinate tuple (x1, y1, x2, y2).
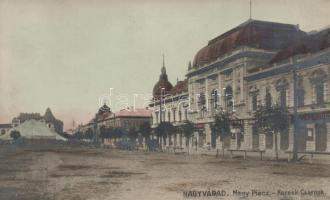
(0, 146, 330, 200)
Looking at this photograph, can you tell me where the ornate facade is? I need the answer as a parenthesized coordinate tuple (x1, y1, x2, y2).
(150, 19, 330, 152)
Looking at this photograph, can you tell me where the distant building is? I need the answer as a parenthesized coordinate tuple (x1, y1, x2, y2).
(0, 119, 66, 141)
(76, 105, 151, 135)
(0, 108, 65, 141)
(0, 124, 12, 138)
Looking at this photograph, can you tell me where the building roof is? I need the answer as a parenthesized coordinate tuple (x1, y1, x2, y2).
(114, 108, 151, 118)
(153, 66, 173, 98)
(270, 28, 330, 63)
(0, 124, 11, 129)
(193, 19, 305, 67)
(170, 79, 188, 95)
(98, 104, 111, 114)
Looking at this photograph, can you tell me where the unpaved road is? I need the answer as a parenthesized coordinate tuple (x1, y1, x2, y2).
(0, 146, 330, 200)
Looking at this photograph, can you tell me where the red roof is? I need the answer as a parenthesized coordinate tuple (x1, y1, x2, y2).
(193, 20, 305, 67)
(170, 79, 188, 95)
(270, 28, 330, 63)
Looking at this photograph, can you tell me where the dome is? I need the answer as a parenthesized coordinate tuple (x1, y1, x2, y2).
(98, 104, 111, 114)
(153, 65, 173, 99)
(193, 20, 306, 68)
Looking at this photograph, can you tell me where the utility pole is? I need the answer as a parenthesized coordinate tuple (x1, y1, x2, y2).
(249, 0, 252, 20)
(93, 114, 98, 145)
(292, 63, 299, 161)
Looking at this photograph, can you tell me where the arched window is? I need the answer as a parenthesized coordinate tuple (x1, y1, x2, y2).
(316, 84, 324, 105)
(252, 94, 258, 111)
(198, 92, 206, 110)
(309, 69, 327, 105)
(275, 78, 289, 109)
(224, 86, 233, 112)
(167, 111, 171, 122)
(265, 88, 272, 108)
(211, 89, 219, 109)
(297, 77, 305, 107)
(280, 89, 287, 109)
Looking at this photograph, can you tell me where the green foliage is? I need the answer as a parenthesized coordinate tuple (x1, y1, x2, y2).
(113, 128, 125, 138)
(128, 127, 138, 139)
(85, 128, 94, 140)
(211, 111, 231, 141)
(254, 105, 289, 135)
(10, 130, 21, 140)
(139, 121, 151, 139)
(155, 122, 175, 138)
(178, 121, 194, 139)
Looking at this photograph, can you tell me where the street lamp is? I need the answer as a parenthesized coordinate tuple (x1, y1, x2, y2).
(292, 62, 299, 161)
(160, 87, 165, 123)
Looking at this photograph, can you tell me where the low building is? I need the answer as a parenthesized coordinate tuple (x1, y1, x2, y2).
(0, 124, 12, 137)
(0, 119, 66, 141)
(76, 105, 151, 136)
(0, 108, 65, 141)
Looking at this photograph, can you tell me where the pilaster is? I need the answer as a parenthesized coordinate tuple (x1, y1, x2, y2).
(243, 123, 253, 150)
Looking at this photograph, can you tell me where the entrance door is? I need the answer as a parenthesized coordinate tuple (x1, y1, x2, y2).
(316, 123, 327, 151)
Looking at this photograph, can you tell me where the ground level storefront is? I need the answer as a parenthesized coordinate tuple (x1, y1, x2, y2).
(181, 111, 330, 155)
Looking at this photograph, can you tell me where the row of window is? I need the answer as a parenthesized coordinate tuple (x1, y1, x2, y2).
(154, 109, 188, 123)
(251, 82, 326, 111)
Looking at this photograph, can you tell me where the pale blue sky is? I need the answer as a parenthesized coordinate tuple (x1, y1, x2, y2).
(1, 0, 330, 130)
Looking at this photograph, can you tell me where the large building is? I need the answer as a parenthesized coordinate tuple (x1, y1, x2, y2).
(150, 19, 330, 152)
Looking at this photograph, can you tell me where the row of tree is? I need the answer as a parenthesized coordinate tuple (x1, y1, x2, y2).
(69, 103, 289, 159)
(211, 104, 289, 160)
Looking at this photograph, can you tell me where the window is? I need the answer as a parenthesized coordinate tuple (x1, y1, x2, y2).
(252, 94, 258, 111)
(307, 128, 314, 141)
(297, 89, 305, 107)
(211, 89, 219, 109)
(297, 77, 304, 107)
(168, 112, 171, 122)
(315, 84, 324, 105)
(184, 109, 188, 120)
(173, 109, 176, 122)
(280, 89, 287, 109)
(155, 112, 159, 123)
(179, 110, 182, 122)
(265, 90, 272, 108)
(198, 92, 206, 110)
(224, 86, 233, 112)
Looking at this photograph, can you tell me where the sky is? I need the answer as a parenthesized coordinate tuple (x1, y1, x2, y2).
(1, 0, 330, 130)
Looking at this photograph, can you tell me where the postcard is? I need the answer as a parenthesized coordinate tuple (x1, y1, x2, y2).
(1, 0, 330, 199)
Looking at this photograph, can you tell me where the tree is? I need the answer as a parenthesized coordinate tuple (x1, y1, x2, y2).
(85, 128, 94, 142)
(255, 104, 289, 160)
(178, 121, 194, 153)
(99, 125, 107, 143)
(10, 130, 21, 140)
(155, 122, 175, 150)
(211, 111, 231, 149)
(139, 121, 151, 140)
(128, 127, 138, 141)
(113, 128, 125, 141)
(139, 121, 152, 149)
